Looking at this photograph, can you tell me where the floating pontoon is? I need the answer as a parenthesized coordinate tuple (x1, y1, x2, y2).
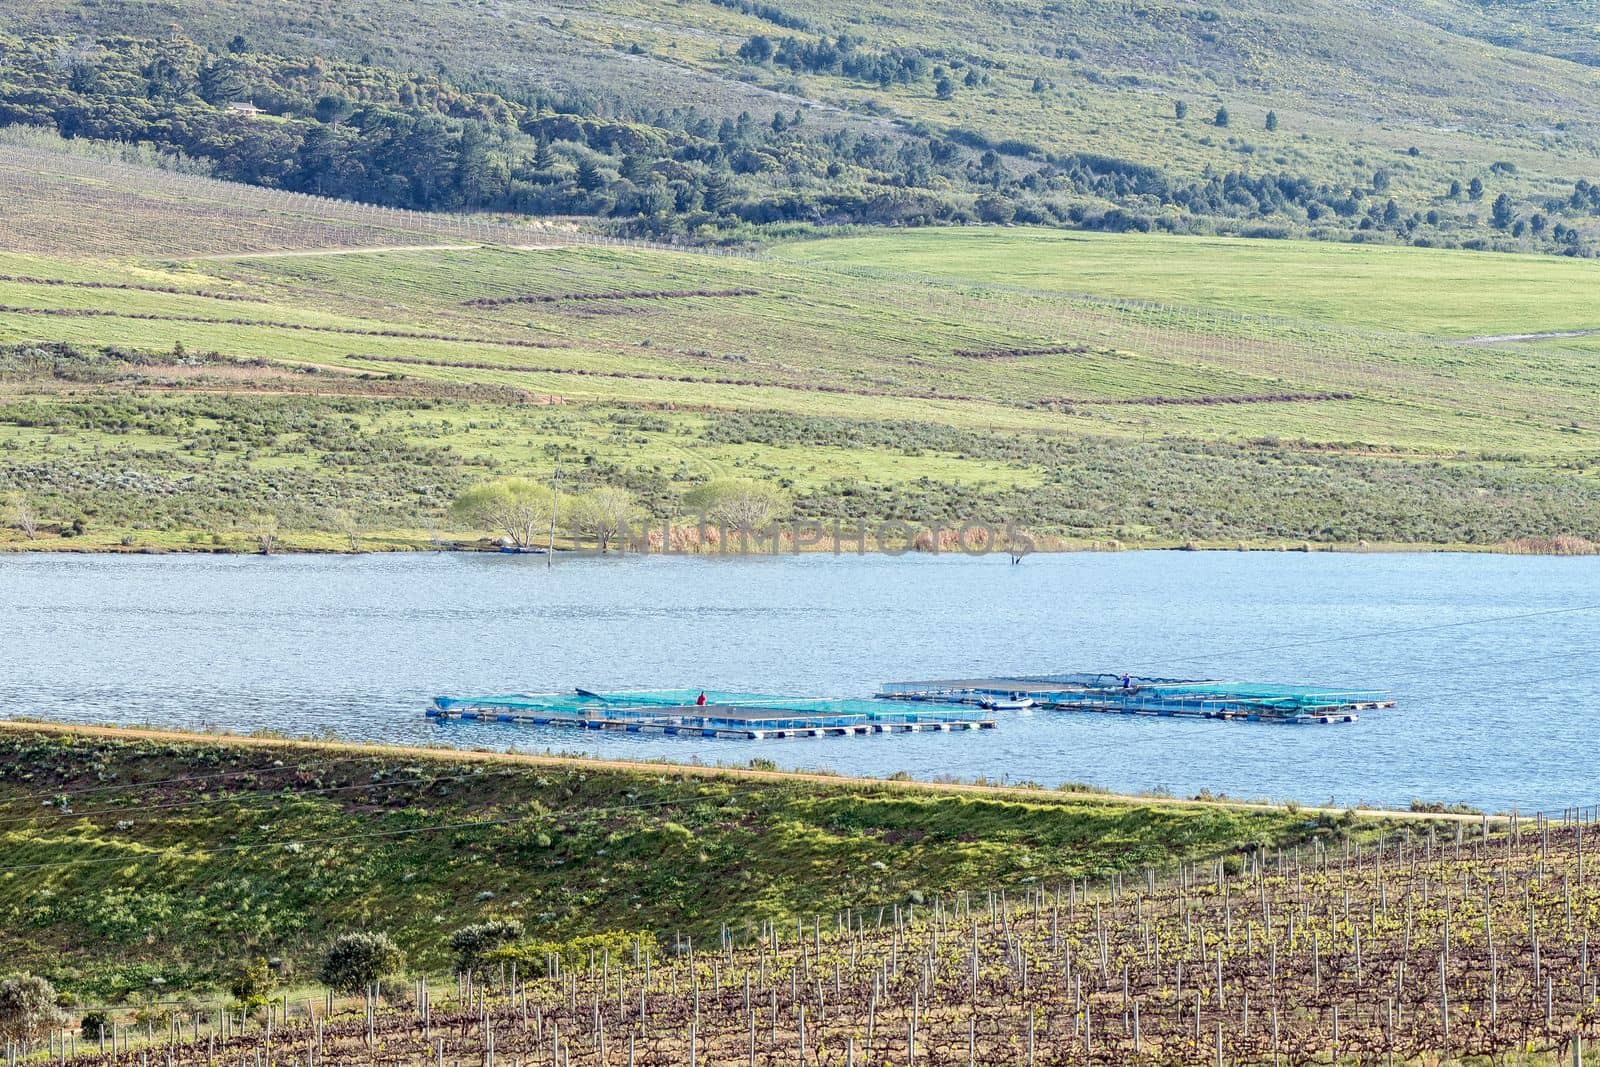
(429, 689, 996, 740)
(878, 673, 1393, 724)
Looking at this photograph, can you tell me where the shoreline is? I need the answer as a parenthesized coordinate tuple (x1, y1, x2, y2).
(1, 539, 1596, 557)
(0, 718, 1504, 823)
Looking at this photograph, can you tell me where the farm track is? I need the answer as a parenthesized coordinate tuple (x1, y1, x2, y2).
(1046, 392, 1359, 408)
(0, 375, 565, 405)
(188, 243, 565, 261)
(349, 354, 1322, 410)
(0, 305, 569, 349)
(350, 353, 972, 401)
(951, 344, 1092, 360)
(462, 288, 761, 308)
(0, 275, 268, 303)
(1458, 330, 1600, 345)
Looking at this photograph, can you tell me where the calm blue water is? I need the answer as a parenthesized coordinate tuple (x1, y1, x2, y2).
(1, 551, 1596, 812)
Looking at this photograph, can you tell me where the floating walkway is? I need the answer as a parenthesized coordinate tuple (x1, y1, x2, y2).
(878, 673, 1393, 724)
(429, 689, 995, 740)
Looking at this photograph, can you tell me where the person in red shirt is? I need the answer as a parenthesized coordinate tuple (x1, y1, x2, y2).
(696, 691, 707, 706)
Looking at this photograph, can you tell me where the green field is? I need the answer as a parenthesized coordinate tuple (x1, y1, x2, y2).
(0, 723, 1385, 999)
(783, 229, 1600, 336)
(2, 212, 1599, 551)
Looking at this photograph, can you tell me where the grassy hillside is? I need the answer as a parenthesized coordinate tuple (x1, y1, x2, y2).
(3, 0, 1600, 247)
(0, 723, 1347, 999)
(2, 770, 1568, 1067)
(2, 194, 1599, 550)
(2, 0, 1597, 559)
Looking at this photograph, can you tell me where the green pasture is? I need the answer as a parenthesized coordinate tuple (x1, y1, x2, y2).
(780, 229, 1600, 337)
(2, 229, 1599, 550)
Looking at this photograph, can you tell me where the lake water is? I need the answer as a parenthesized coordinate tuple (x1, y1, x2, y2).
(2, 550, 1597, 812)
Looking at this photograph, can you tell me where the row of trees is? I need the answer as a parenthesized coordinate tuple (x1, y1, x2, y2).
(449, 477, 787, 551)
(4, 479, 789, 552)
(737, 33, 934, 88)
(230, 923, 599, 1014)
(0, 30, 934, 221)
(1172, 100, 1277, 131)
(8, 28, 1578, 245)
(0, 935, 402, 1050)
(230, 932, 405, 1006)
(2, 922, 561, 1048)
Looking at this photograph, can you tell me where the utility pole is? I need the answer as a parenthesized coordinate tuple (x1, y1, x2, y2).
(547, 467, 561, 567)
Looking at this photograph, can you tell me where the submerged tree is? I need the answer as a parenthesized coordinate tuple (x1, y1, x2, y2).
(451, 477, 558, 548)
(242, 512, 279, 554)
(685, 478, 788, 532)
(4, 493, 38, 540)
(328, 508, 363, 552)
(569, 486, 643, 553)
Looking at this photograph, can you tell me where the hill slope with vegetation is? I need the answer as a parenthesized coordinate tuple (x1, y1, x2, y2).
(2, 0, 1600, 248)
(0, 723, 1342, 999)
(3, 3, 1600, 553)
(2, 194, 1599, 551)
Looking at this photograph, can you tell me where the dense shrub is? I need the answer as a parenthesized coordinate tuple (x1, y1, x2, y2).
(0, 975, 60, 1047)
(449, 921, 526, 975)
(317, 933, 403, 994)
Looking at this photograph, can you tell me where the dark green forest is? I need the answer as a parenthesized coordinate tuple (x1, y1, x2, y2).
(2, 24, 1599, 250)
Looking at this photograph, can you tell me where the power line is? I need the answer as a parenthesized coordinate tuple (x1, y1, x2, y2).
(1191, 641, 1600, 696)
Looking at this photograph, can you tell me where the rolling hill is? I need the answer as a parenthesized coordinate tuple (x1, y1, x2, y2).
(2, 3, 1599, 552)
(1, 139, 1598, 551)
(2, 0, 1600, 248)
(0, 722, 1331, 998)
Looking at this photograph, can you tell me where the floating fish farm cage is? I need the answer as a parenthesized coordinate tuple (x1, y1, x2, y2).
(878, 673, 1393, 724)
(428, 689, 996, 740)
